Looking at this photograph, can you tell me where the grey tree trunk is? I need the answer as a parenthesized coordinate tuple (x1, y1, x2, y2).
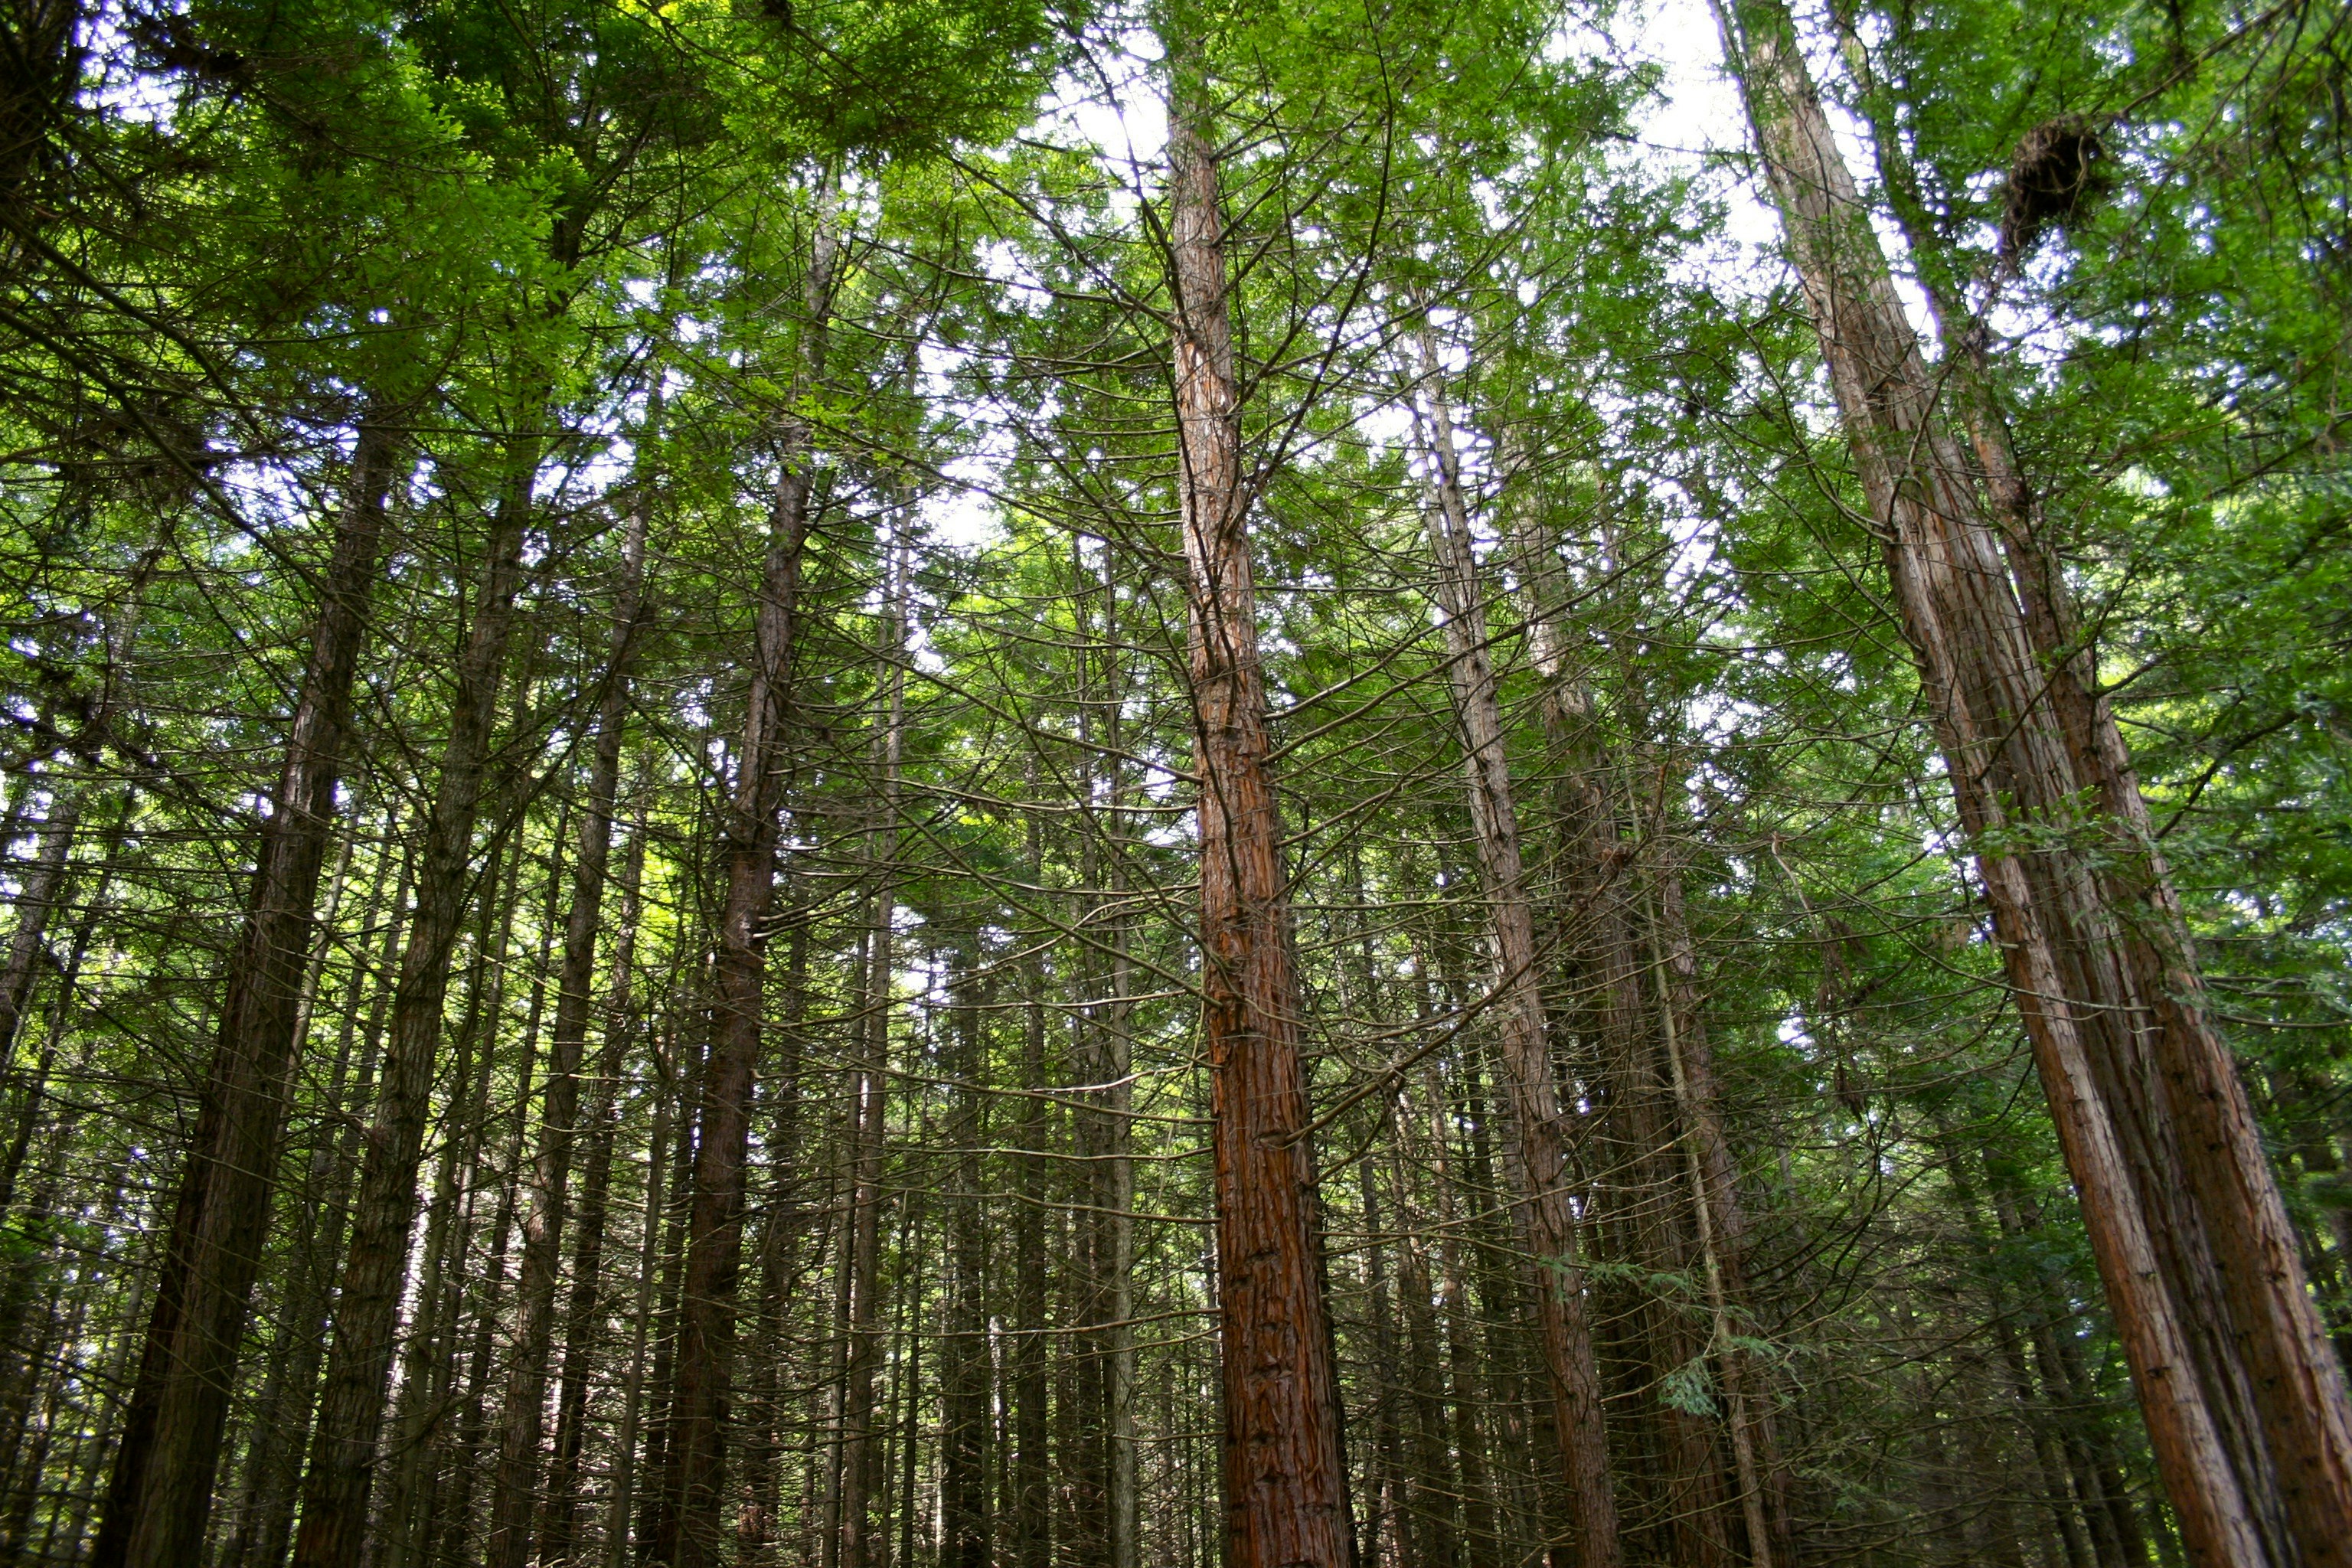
(1410, 329, 1619, 1568)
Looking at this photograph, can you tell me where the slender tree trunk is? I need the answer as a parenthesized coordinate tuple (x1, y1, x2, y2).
(1712, 2, 2352, 1559)
(1357, 1141, 1405, 1568)
(1161, 38, 1354, 1568)
(291, 433, 542, 1568)
(439, 858, 559, 1568)
(1387, 1138, 1458, 1568)
(1411, 332, 1619, 1568)
(0, 783, 76, 1063)
(226, 809, 403, 1568)
(96, 420, 401, 1568)
(1075, 537, 1140, 1568)
(1409, 1062, 1501, 1568)
(653, 207, 837, 1568)
(488, 462, 652, 1568)
(831, 545, 906, 1568)
(603, 1043, 676, 1568)
(940, 943, 991, 1568)
(540, 818, 645, 1568)
(1009, 909, 1052, 1568)
(377, 837, 522, 1568)
(1650, 874, 1783, 1568)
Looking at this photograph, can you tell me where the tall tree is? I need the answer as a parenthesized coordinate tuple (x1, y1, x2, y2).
(1162, 21, 1354, 1567)
(95, 418, 400, 1568)
(1710, 0, 2352, 1559)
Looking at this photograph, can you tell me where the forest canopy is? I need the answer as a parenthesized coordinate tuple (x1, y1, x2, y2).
(0, 0, 2348, 1564)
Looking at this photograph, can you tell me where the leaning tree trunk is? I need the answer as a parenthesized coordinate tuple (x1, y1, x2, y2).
(485, 443, 652, 1568)
(1161, 43, 1354, 1568)
(1712, 2, 2352, 1560)
(93, 419, 400, 1568)
(652, 206, 838, 1568)
(1409, 332, 1619, 1568)
(0, 783, 77, 1063)
(289, 434, 541, 1568)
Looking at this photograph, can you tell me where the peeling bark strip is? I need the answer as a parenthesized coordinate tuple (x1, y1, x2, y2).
(93, 420, 400, 1568)
(651, 203, 840, 1568)
(1164, 57, 1354, 1568)
(1411, 333, 1619, 1568)
(1712, 1, 2352, 1560)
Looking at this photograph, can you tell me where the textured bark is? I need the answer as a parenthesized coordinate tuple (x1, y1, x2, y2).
(652, 212, 836, 1568)
(1413, 334, 1619, 1568)
(1165, 57, 1354, 1568)
(290, 437, 541, 1568)
(1714, 1, 2352, 1560)
(95, 421, 400, 1568)
(487, 471, 651, 1568)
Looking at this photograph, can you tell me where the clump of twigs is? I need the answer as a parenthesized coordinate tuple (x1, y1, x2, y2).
(1999, 116, 2111, 267)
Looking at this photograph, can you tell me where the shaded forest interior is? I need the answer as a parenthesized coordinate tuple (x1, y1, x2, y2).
(1, 0, 2350, 1563)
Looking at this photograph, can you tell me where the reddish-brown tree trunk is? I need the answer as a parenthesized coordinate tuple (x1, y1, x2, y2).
(290, 440, 541, 1568)
(1713, 2, 2352, 1559)
(536, 819, 642, 1567)
(487, 462, 651, 1568)
(95, 420, 400, 1568)
(652, 211, 837, 1568)
(1163, 57, 1354, 1568)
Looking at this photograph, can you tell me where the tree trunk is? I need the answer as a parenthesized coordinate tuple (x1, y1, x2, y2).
(539, 817, 644, 1568)
(1411, 331, 1619, 1568)
(1712, 2, 2352, 1559)
(1009, 903, 1052, 1568)
(1651, 873, 1786, 1568)
(291, 433, 541, 1568)
(96, 419, 400, 1568)
(602, 1036, 676, 1568)
(652, 207, 837, 1568)
(940, 942, 991, 1568)
(488, 461, 652, 1568)
(1161, 40, 1354, 1568)
(0, 783, 76, 1063)
(828, 542, 906, 1568)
